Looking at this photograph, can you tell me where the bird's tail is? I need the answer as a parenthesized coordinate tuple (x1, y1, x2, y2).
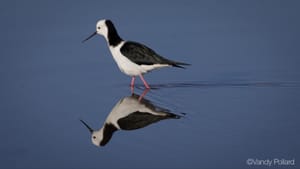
(166, 112, 182, 119)
(172, 61, 191, 69)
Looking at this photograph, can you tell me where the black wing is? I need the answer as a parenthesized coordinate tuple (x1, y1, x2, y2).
(120, 41, 189, 68)
(117, 111, 179, 130)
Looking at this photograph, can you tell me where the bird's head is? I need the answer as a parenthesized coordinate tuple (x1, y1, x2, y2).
(82, 19, 109, 43)
(82, 19, 122, 46)
(80, 120, 105, 147)
(96, 19, 109, 37)
(91, 129, 105, 147)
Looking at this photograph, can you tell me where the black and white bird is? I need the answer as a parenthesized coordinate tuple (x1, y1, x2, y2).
(83, 19, 190, 89)
(80, 93, 181, 147)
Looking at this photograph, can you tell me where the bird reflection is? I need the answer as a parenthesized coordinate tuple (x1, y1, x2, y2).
(80, 91, 181, 147)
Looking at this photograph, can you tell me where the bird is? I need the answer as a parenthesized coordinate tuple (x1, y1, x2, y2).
(80, 92, 181, 147)
(82, 19, 190, 89)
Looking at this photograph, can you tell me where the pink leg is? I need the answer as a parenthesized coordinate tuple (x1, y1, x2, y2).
(130, 76, 135, 87)
(139, 74, 150, 89)
(130, 76, 135, 93)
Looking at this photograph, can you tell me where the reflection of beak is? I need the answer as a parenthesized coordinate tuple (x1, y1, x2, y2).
(80, 120, 94, 133)
(82, 31, 97, 43)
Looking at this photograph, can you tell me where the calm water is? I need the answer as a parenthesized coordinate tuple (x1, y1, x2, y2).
(1, 1, 300, 169)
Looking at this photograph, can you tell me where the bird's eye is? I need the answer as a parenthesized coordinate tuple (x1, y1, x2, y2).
(97, 26, 100, 29)
(93, 136, 96, 139)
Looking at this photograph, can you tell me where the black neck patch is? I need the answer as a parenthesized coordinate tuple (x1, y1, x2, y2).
(100, 123, 118, 146)
(105, 20, 123, 47)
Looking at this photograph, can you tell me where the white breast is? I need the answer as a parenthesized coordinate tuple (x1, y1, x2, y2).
(109, 42, 145, 76)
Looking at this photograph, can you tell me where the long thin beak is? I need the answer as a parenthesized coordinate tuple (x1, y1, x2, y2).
(82, 31, 97, 43)
(80, 120, 94, 133)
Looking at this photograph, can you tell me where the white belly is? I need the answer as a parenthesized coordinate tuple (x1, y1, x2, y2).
(108, 42, 169, 76)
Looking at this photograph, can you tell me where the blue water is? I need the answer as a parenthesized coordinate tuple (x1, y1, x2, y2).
(1, 1, 300, 169)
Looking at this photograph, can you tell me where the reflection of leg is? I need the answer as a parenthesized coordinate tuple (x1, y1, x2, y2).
(139, 74, 150, 89)
(138, 88, 150, 101)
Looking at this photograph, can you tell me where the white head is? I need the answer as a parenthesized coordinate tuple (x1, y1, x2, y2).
(91, 129, 104, 147)
(82, 19, 122, 46)
(80, 120, 104, 147)
(80, 120, 117, 147)
(82, 19, 109, 43)
(95, 19, 109, 38)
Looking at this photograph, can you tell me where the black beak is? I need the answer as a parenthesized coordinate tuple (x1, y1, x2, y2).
(82, 31, 97, 43)
(80, 120, 94, 133)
